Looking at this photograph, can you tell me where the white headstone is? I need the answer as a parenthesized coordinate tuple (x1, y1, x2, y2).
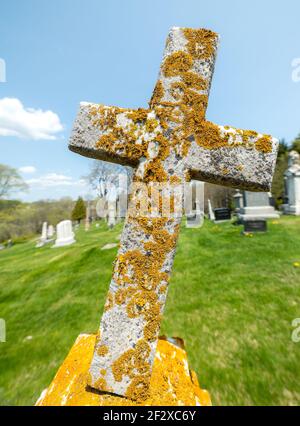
(283, 151, 300, 215)
(208, 199, 215, 221)
(107, 187, 118, 228)
(47, 225, 54, 238)
(36, 222, 48, 247)
(185, 181, 204, 228)
(53, 220, 75, 247)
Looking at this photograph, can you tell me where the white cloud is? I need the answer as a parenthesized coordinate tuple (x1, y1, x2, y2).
(0, 97, 63, 140)
(19, 166, 36, 174)
(26, 173, 87, 189)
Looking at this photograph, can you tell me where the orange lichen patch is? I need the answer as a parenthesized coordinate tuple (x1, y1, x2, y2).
(94, 377, 108, 390)
(36, 334, 212, 406)
(141, 160, 168, 183)
(182, 90, 208, 113)
(97, 345, 109, 357)
(127, 108, 149, 123)
(162, 51, 193, 77)
(170, 175, 182, 184)
(149, 80, 164, 108)
(145, 118, 159, 133)
(222, 168, 229, 175)
(170, 81, 186, 101)
(183, 28, 218, 60)
(154, 106, 180, 128)
(96, 133, 117, 149)
(182, 71, 208, 91)
(255, 136, 272, 153)
(195, 121, 229, 149)
(104, 291, 114, 312)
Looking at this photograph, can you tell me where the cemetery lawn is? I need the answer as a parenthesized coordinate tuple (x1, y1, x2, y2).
(0, 217, 300, 406)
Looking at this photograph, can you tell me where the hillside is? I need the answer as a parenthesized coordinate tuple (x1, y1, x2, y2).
(0, 218, 300, 406)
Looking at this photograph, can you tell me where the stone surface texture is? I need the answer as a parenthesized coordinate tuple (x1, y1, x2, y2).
(36, 334, 211, 406)
(69, 27, 279, 398)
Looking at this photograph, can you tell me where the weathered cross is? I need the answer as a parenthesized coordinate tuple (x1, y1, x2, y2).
(69, 27, 278, 400)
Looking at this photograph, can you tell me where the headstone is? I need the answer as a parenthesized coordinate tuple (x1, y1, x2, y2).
(53, 220, 75, 248)
(185, 180, 204, 228)
(243, 219, 267, 233)
(207, 199, 215, 221)
(85, 206, 90, 231)
(238, 191, 280, 220)
(36, 222, 48, 247)
(283, 151, 300, 215)
(214, 207, 231, 222)
(69, 27, 278, 399)
(96, 196, 107, 220)
(233, 190, 243, 213)
(101, 243, 118, 250)
(107, 187, 118, 228)
(47, 225, 55, 239)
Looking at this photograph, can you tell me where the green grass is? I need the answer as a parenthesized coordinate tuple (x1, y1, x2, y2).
(0, 217, 300, 406)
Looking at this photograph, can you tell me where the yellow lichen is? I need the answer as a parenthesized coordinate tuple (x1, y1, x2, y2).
(149, 80, 164, 108)
(97, 345, 109, 357)
(162, 51, 193, 77)
(183, 28, 218, 60)
(255, 136, 272, 153)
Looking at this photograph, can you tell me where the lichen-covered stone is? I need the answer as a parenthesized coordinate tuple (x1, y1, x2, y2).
(68, 27, 279, 399)
(36, 334, 211, 406)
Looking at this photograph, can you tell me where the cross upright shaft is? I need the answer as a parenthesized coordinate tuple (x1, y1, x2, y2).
(69, 27, 278, 400)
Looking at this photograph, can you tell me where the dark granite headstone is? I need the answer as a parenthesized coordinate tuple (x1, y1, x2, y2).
(214, 207, 231, 222)
(244, 219, 267, 233)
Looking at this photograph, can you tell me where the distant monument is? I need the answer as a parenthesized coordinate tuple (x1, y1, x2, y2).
(283, 151, 300, 215)
(207, 199, 215, 221)
(47, 225, 55, 239)
(233, 190, 243, 214)
(36, 222, 48, 247)
(85, 205, 90, 231)
(53, 220, 75, 248)
(237, 191, 279, 221)
(106, 185, 118, 228)
(185, 181, 204, 228)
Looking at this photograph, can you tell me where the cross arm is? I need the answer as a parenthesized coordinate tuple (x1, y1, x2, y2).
(186, 121, 279, 191)
(69, 102, 154, 167)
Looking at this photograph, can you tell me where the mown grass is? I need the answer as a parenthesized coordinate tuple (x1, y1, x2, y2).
(0, 217, 300, 406)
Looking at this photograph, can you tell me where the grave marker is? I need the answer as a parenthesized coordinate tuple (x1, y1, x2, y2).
(69, 27, 278, 399)
(53, 220, 75, 248)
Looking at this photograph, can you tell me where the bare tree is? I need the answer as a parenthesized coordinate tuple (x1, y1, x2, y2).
(82, 160, 133, 197)
(0, 164, 28, 199)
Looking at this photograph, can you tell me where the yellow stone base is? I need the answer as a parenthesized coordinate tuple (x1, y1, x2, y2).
(36, 334, 211, 406)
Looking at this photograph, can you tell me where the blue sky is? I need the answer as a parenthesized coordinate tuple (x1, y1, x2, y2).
(1, 0, 300, 201)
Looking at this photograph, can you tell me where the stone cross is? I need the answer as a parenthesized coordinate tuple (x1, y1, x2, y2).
(69, 27, 278, 400)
